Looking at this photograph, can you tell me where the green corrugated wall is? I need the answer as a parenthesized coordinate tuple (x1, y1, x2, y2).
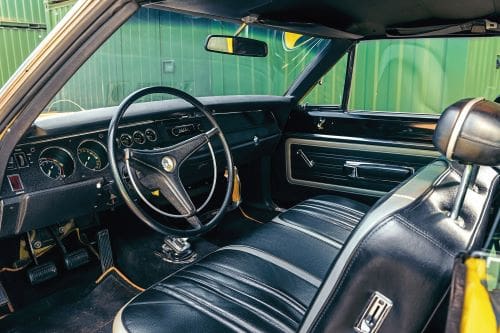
(0, 0, 47, 85)
(349, 37, 499, 114)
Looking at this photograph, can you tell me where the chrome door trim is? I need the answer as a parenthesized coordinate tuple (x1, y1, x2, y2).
(285, 137, 441, 197)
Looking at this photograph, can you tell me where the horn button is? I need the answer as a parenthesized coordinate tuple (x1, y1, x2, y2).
(162, 156, 176, 173)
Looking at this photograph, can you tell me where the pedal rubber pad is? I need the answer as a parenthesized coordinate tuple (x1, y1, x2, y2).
(27, 262, 58, 285)
(97, 229, 114, 272)
(64, 248, 90, 270)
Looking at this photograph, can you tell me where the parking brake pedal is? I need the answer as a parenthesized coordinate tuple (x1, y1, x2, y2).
(27, 262, 58, 285)
(97, 229, 114, 272)
(25, 232, 58, 285)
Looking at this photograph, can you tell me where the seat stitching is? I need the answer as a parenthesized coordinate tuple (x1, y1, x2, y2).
(310, 199, 366, 216)
(297, 202, 363, 222)
(394, 215, 455, 257)
(181, 270, 301, 325)
(153, 284, 261, 333)
(174, 273, 297, 332)
(195, 262, 307, 313)
(294, 204, 359, 227)
(288, 208, 356, 231)
(309, 218, 393, 331)
(296, 203, 361, 222)
(272, 218, 343, 248)
(219, 245, 321, 287)
(307, 199, 366, 216)
(310, 214, 455, 331)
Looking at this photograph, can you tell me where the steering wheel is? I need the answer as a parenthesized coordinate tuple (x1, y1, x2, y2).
(107, 86, 234, 237)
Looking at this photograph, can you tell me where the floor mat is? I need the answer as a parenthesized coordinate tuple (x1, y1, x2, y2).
(110, 224, 218, 288)
(205, 208, 266, 247)
(0, 272, 138, 333)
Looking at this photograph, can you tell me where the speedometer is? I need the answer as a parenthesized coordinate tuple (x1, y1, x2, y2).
(38, 147, 75, 180)
(77, 140, 108, 171)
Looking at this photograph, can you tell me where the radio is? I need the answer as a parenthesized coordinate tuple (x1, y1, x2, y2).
(170, 123, 201, 137)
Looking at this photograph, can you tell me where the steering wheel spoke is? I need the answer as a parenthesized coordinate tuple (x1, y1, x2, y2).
(156, 172, 202, 229)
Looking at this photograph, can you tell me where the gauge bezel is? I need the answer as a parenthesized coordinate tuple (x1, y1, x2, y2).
(38, 146, 76, 180)
(77, 139, 109, 171)
(119, 133, 133, 147)
(133, 130, 146, 144)
(144, 128, 158, 142)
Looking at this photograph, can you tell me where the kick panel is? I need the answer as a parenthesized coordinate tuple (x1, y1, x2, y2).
(286, 137, 441, 196)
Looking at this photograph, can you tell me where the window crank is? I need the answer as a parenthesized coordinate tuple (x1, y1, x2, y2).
(297, 149, 315, 168)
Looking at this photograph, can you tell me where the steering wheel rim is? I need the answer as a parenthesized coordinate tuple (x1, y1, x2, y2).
(107, 86, 234, 237)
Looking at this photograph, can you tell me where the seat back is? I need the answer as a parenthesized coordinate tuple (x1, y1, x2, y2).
(299, 98, 500, 333)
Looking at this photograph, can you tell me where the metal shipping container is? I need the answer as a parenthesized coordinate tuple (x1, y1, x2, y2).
(0, 0, 46, 85)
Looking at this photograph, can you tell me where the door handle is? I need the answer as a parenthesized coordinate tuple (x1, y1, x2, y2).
(344, 161, 413, 181)
(297, 149, 315, 168)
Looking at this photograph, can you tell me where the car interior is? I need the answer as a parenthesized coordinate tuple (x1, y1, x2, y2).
(0, 0, 498, 332)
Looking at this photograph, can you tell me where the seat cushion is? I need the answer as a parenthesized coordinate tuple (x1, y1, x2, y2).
(113, 195, 369, 333)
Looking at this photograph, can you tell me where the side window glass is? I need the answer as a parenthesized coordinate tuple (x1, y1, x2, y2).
(349, 37, 499, 114)
(302, 54, 348, 106)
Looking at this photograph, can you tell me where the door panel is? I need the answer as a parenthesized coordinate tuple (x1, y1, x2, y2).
(272, 110, 441, 206)
(286, 136, 440, 196)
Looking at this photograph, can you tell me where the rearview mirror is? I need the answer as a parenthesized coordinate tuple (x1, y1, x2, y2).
(205, 35, 268, 57)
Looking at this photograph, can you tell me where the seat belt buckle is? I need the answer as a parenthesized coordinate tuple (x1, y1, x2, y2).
(354, 291, 393, 333)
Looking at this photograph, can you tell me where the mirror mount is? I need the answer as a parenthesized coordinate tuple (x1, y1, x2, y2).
(233, 23, 247, 37)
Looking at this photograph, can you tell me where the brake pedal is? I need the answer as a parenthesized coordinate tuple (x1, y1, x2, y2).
(49, 227, 90, 270)
(64, 248, 90, 270)
(27, 262, 58, 285)
(97, 229, 114, 272)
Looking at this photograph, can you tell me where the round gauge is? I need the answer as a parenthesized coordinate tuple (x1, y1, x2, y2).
(133, 131, 146, 144)
(144, 128, 157, 142)
(77, 140, 108, 171)
(38, 147, 75, 180)
(120, 133, 133, 147)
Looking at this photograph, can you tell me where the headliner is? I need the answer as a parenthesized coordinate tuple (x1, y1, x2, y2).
(146, 0, 500, 39)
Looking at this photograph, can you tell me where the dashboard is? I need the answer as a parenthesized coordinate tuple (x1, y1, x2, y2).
(0, 96, 291, 238)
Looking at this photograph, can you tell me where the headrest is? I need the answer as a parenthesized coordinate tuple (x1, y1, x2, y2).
(433, 98, 500, 166)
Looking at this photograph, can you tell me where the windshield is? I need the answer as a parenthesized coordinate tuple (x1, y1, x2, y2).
(41, 7, 327, 115)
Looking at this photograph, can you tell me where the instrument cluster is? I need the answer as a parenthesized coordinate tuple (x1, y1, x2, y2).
(3, 126, 160, 196)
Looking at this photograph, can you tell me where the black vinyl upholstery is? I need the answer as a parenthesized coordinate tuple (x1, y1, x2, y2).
(113, 195, 370, 333)
(299, 161, 498, 332)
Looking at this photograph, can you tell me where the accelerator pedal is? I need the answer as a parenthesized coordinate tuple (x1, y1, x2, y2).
(97, 229, 114, 272)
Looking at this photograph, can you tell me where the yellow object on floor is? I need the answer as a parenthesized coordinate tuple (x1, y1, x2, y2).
(460, 257, 498, 333)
